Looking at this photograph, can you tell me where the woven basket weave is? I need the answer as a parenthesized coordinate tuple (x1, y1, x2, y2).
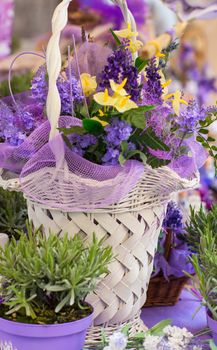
(144, 275, 188, 307)
(0, 167, 199, 330)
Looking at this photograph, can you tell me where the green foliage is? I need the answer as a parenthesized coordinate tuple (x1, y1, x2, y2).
(130, 128, 171, 168)
(0, 188, 27, 238)
(197, 111, 217, 175)
(109, 28, 121, 46)
(121, 105, 154, 129)
(185, 205, 217, 321)
(0, 224, 113, 323)
(185, 205, 217, 254)
(135, 56, 148, 73)
(0, 72, 33, 97)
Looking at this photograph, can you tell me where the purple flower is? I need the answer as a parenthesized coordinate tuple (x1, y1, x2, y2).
(177, 100, 206, 131)
(102, 147, 120, 165)
(31, 65, 83, 115)
(102, 118, 133, 165)
(31, 65, 48, 104)
(142, 58, 163, 105)
(69, 134, 97, 156)
(99, 46, 141, 102)
(163, 201, 183, 231)
(105, 118, 133, 146)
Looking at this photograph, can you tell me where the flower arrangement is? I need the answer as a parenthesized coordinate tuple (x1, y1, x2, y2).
(2, 26, 217, 178)
(87, 320, 203, 350)
(0, 223, 113, 324)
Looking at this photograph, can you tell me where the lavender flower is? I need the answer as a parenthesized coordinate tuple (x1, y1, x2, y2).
(177, 100, 206, 132)
(31, 65, 83, 115)
(69, 134, 97, 156)
(143, 58, 163, 105)
(163, 201, 183, 231)
(31, 65, 48, 104)
(99, 46, 141, 102)
(57, 77, 83, 115)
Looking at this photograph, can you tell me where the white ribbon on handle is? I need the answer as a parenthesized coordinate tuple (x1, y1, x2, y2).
(46, 0, 136, 140)
(46, 0, 72, 140)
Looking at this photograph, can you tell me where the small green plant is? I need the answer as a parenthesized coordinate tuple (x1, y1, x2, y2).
(0, 223, 113, 324)
(186, 206, 217, 321)
(0, 71, 33, 97)
(0, 188, 27, 238)
(184, 205, 217, 254)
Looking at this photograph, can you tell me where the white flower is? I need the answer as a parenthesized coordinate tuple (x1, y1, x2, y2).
(143, 334, 162, 349)
(163, 325, 193, 349)
(105, 332, 128, 350)
(0, 342, 17, 350)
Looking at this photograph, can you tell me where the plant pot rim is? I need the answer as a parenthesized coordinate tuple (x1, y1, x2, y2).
(0, 305, 94, 338)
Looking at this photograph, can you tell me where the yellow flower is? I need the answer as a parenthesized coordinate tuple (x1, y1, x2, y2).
(110, 78, 128, 96)
(94, 89, 115, 107)
(81, 73, 97, 96)
(114, 95, 138, 113)
(160, 71, 172, 95)
(127, 39, 143, 54)
(164, 90, 188, 115)
(146, 41, 165, 58)
(93, 79, 138, 113)
(114, 23, 138, 39)
(114, 23, 143, 54)
(91, 117, 108, 127)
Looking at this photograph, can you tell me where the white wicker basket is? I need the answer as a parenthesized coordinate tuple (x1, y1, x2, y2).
(0, 0, 200, 344)
(0, 166, 199, 343)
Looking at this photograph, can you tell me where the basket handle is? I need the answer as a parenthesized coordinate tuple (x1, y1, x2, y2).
(46, 0, 136, 140)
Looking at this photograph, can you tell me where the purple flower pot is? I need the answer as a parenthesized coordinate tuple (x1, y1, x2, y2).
(0, 311, 93, 350)
(207, 310, 217, 345)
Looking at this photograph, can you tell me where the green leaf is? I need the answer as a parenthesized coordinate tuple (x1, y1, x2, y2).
(58, 126, 85, 136)
(196, 136, 204, 143)
(82, 118, 104, 136)
(199, 128, 209, 135)
(121, 106, 154, 129)
(208, 136, 216, 142)
(110, 28, 121, 45)
(149, 319, 172, 336)
(140, 128, 170, 151)
(89, 100, 102, 117)
(121, 324, 130, 336)
(135, 56, 148, 72)
(127, 150, 147, 164)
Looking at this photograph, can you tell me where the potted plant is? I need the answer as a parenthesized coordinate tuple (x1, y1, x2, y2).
(0, 223, 113, 350)
(185, 205, 217, 345)
(1, 0, 217, 340)
(145, 201, 194, 307)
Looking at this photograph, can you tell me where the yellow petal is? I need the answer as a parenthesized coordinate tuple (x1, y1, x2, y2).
(127, 39, 143, 54)
(91, 117, 108, 127)
(81, 73, 97, 96)
(114, 23, 138, 39)
(115, 96, 138, 113)
(109, 79, 128, 96)
(94, 90, 115, 107)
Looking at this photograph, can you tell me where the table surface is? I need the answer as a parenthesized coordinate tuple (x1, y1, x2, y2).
(141, 288, 207, 334)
